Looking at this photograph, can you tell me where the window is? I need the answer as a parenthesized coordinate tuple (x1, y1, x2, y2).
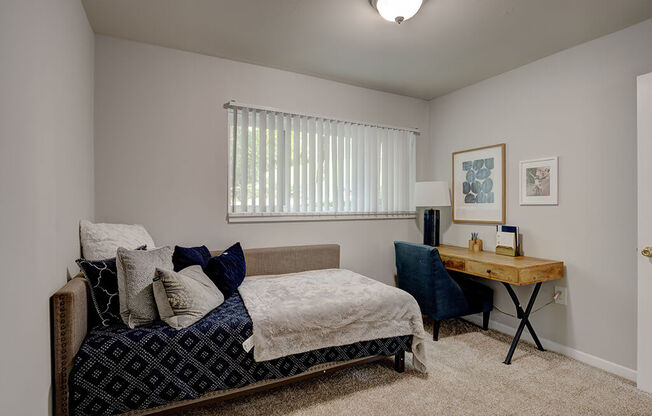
(226, 102, 416, 222)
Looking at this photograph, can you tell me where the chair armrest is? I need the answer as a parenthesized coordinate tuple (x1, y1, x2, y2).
(51, 276, 88, 416)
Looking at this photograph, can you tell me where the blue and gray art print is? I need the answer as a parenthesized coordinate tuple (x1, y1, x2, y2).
(462, 158, 494, 204)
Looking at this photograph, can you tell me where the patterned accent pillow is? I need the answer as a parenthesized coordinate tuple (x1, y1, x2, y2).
(205, 242, 246, 298)
(116, 246, 174, 328)
(152, 265, 224, 329)
(76, 245, 146, 327)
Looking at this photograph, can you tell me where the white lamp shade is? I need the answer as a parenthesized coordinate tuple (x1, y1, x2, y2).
(374, 0, 423, 23)
(415, 181, 451, 207)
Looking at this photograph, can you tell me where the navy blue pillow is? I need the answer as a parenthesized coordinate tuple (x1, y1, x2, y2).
(172, 245, 212, 272)
(205, 242, 246, 298)
(76, 245, 146, 327)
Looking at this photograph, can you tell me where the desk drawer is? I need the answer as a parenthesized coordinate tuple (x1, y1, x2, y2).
(466, 260, 518, 283)
(440, 255, 465, 271)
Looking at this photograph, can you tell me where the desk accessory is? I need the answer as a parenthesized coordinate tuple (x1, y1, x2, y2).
(415, 181, 451, 246)
(469, 233, 483, 252)
(496, 225, 519, 256)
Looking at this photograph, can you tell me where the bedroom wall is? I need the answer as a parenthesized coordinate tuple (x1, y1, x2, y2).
(427, 19, 652, 372)
(93, 35, 429, 287)
(0, 0, 95, 415)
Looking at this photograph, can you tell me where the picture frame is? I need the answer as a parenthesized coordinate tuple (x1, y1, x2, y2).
(452, 143, 506, 224)
(519, 156, 559, 205)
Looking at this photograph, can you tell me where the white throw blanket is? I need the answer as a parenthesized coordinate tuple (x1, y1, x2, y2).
(238, 268, 427, 372)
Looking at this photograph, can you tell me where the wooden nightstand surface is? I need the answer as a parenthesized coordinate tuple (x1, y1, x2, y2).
(435, 244, 564, 286)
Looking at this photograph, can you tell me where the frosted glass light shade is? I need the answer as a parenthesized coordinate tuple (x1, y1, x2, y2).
(374, 0, 423, 24)
(415, 181, 451, 207)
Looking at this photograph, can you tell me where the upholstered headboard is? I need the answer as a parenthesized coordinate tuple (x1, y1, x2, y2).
(51, 244, 340, 416)
(211, 244, 340, 277)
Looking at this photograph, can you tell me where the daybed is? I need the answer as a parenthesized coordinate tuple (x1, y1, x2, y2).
(52, 245, 416, 416)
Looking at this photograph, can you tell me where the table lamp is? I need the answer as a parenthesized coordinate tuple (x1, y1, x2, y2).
(415, 181, 451, 246)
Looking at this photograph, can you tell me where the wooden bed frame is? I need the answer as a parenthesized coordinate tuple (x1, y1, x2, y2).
(51, 244, 407, 416)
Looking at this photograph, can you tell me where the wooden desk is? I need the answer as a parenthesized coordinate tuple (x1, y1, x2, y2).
(435, 244, 564, 364)
(436, 245, 563, 286)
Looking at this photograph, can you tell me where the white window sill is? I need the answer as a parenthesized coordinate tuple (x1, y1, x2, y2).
(227, 212, 416, 223)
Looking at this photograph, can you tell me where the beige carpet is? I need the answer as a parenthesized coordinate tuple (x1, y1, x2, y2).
(186, 319, 652, 416)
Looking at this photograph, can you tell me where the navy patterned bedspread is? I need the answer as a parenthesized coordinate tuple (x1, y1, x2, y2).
(70, 291, 412, 416)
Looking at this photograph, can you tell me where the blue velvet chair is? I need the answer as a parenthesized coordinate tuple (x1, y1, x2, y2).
(394, 241, 493, 341)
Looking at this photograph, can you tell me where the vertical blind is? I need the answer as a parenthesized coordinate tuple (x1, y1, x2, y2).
(226, 102, 416, 220)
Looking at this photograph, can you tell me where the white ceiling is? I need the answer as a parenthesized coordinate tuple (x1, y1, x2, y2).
(82, 0, 652, 100)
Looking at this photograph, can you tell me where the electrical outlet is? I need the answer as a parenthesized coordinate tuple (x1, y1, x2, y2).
(554, 286, 568, 305)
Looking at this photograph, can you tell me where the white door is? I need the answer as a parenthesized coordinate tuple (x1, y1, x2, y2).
(637, 72, 652, 393)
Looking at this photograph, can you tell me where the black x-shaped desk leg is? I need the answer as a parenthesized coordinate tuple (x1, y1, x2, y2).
(501, 282, 545, 364)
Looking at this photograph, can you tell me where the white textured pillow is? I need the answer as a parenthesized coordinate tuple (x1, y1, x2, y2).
(116, 246, 173, 328)
(80, 219, 156, 260)
(153, 266, 224, 330)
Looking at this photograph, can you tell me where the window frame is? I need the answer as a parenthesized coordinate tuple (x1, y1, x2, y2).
(225, 101, 418, 223)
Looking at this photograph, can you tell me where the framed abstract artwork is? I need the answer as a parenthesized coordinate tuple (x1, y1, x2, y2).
(452, 143, 506, 224)
(519, 156, 558, 205)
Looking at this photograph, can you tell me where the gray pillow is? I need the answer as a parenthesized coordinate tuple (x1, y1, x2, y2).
(116, 246, 173, 328)
(152, 265, 224, 330)
(80, 219, 156, 260)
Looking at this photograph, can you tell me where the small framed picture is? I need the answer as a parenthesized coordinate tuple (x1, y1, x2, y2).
(452, 143, 506, 224)
(519, 157, 558, 205)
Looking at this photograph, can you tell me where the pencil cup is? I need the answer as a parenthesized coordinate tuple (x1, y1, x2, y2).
(468, 240, 475, 251)
(473, 239, 483, 253)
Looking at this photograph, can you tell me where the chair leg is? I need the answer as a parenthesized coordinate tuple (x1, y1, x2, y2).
(433, 320, 441, 341)
(482, 311, 490, 330)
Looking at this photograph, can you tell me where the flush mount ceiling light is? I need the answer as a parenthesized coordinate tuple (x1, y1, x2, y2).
(370, 0, 423, 24)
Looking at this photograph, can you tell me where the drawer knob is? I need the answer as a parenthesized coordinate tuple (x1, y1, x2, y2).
(486, 269, 492, 274)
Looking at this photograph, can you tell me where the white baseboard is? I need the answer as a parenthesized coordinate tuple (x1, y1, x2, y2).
(464, 314, 637, 382)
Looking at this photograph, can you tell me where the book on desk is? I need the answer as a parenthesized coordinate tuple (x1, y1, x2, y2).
(496, 225, 519, 257)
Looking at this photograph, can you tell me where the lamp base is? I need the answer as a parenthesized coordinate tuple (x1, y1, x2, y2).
(423, 209, 440, 246)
